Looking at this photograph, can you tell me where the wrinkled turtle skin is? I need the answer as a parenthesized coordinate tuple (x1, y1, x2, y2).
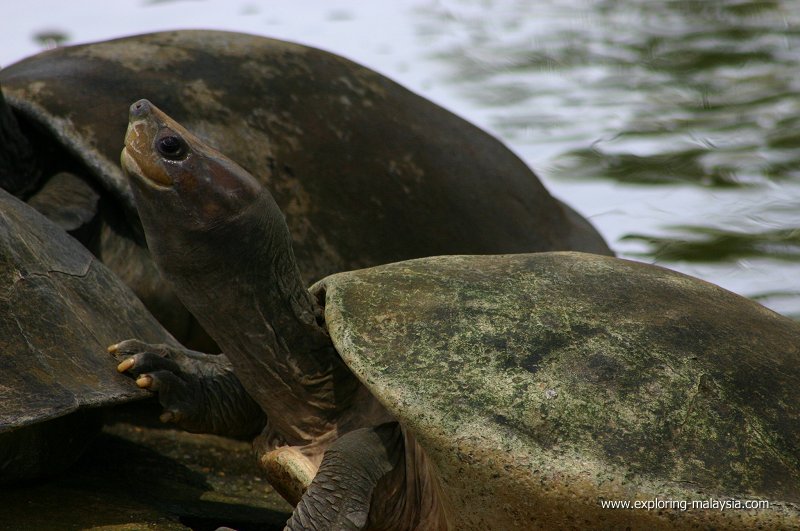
(314, 252, 800, 529)
(0, 30, 610, 350)
(0, 189, 175, 483)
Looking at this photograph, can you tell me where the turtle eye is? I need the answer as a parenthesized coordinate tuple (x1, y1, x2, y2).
(156, 135, 187, 160)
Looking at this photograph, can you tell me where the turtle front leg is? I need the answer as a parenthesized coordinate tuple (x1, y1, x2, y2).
(284, 423, 403, 531)
(110, 340, 266, 438)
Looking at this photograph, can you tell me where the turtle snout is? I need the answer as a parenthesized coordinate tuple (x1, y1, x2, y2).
(129, 99, 152, 120)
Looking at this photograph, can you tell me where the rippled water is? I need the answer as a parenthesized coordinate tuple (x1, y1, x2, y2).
(414, 0, 800, 316)
(5, 0, 800, 316)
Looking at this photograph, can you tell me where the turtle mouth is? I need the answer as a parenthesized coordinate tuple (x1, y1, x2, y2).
(120, 147, 142, 180)
(121, 114, 174, 189)
(120, 146, 172, 189)
(121, 100, 176, 188)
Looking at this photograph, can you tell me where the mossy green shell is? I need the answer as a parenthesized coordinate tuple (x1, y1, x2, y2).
(316, 253, 800, 529)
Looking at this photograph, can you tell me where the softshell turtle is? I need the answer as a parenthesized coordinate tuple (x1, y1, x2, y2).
(0, 30, 611, 352)
(116, 100, 800, 529)
(0, 188, 174, 483)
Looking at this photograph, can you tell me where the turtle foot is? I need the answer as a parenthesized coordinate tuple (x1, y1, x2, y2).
(109, 339, 266, 438)
(285, 423, 403, 531)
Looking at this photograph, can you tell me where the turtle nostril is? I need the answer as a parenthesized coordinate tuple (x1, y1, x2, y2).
(129, 99, 151, 119)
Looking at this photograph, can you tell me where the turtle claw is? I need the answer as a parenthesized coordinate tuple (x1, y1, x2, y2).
(116, 357, 135, 373)
(159, 410, 182, 424)
(135, 374, 152, 388)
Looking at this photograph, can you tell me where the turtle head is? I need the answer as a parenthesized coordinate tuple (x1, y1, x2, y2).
(120, 99, 287, 282)
(121, 99, 263, 232)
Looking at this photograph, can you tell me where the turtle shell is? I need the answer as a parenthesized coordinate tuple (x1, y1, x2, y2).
(0, 188, 174, 483)
(0, 30, 610, 285)
(315, 252, 800, 529)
